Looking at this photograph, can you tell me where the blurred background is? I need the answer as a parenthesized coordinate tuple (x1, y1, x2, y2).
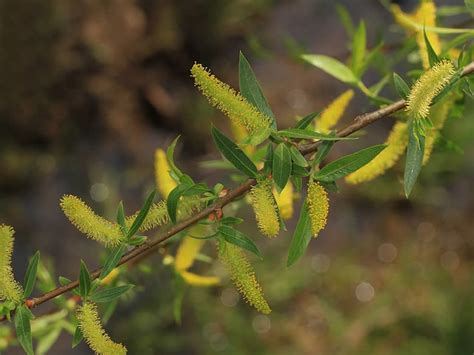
(1, 0, 473, 354)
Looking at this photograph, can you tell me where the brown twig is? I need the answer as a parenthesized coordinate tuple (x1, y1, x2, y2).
(25, 61, 474, 310)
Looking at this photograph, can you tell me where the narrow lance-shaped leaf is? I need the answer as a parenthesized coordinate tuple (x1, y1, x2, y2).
(89, 285, 134, 303)
(314, 144, 387, 182)
(79, 260, 92, 298)
(301, 54, 358, 84)
(239, 52, 276, 129)
(278, 128, 355, 141)
(23, 251, 40, 298)
(295, 111, 320, 129)
(289, 146, 308, 167)
(167, 185, 190, 224)
(424, 27, 439, 68)
(167, 136, 185, 179)
(352, 21, 366, 77)
(116, 202, 127, 236)
(72, 326, 83, 348)
(211, 126, 258, 178)
(100, 244, 126, 280)
(313, 138, 335, 167)
(272, 144, 292, 192)
(14, 305, 34, 355)
(393, 73, 410, 99)
(127, 190, 156, 239)
(218, 225, 262, 258)
(287, 202, 312, 267)
(404, 121, 425, 197)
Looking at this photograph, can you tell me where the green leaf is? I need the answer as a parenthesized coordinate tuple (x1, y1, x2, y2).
(424, 28, 439, 67)
(220, 216, 243, 225)
(336, 4, 354, 36)
(287, 202, 312, 267)
(289, 146, 308, 167)
(313, 139, 335, 166)
(211, 126, 258, 178)
(167, 184, 190, 224)
(89, 285, 134, 303)
(352, 21, 366, 77)
(127, 190, 156, 238)
(72, 326, 83, 348)
(295, 111, 320, 129)
(167, 136, 185, 179)
(23, 251, 40, 298)
(116, 202, 127, 235)
(58, 276, 71, 286)
(272, 144, 292, 192)
(79, 260, 91, 298)
(218, 225, 262, 258)
(239, 52, 276, 129)
(291, 164, 309, 177)
(278, 128, 355, 141)
(36, 326, 62, 355)
(100, 244, 126, 280)
(314, 144, 387, 182)
(291, 176, 302, 192)
(404, 122, 425, 197)
(263, 143, 274, 174)
(393, 73, 410, 99)
(301, 54, 358, 84)
(466, 0, 474, 11)
(127, 235, 147, 246)
(14, 305, 34, 355)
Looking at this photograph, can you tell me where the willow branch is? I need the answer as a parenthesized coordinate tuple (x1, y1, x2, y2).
(26, 61, 474, 310)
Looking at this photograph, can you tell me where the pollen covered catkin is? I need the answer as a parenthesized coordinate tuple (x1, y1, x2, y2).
(316, 90, 354, 133)
(406, 60, 455, 120)
(77, 302, 127, 355)
(218, 241, 271, 314)
(250, 179, 280, 237)
(306, 182, 329, 238)
(60, 195, 122, 248)
(345, 121, 409, 184)
(191, 63, 271, 135)
(0, 225, 23, 303)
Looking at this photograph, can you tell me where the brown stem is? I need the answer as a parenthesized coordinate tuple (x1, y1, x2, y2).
(25, 61, 474, 310)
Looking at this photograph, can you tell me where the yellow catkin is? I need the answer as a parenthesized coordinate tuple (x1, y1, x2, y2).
(316, 90, 354, 133)
(100, 268, 120, 286)
(180, 271, 220, 287)
(345, 121, 409, 184)
(250, 179, 280, 237)
(60, 195, 122, 248)
(125, 196, 204, 232)
(273, 181, 294, 220)
(174, 226, 220, 286)
(406, 60, 455, 120)
(77, 302, 127, 355)
(154, 148, 177, 198)
(175, 235, 205, 271)
(0, 225, 23, 303)
(218, 241, 271, 314)
(391, 1, 441, 69)
(306, 182, 329, 238)
(191, 63, 271, 135)
(423, 96, 454, 164)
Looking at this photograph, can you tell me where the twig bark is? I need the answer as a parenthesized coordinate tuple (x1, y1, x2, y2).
(25, 61, 474, 310)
